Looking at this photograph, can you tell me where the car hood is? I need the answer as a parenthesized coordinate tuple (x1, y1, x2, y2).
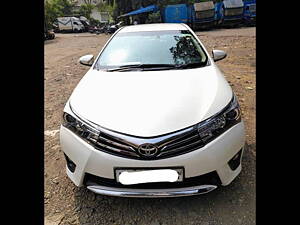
(69, 65, 233, 137)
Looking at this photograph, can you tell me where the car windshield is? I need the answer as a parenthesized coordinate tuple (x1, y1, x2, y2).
(94, 30, 208, 70)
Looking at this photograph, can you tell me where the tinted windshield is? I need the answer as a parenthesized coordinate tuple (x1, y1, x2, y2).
(95, 30, 208, 70)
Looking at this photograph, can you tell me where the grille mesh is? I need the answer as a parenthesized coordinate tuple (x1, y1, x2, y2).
(225, 7, 243, 16)
(84, 171, 222, 188)
(195, 10, 215, 19)
(249, 4, 256, 13)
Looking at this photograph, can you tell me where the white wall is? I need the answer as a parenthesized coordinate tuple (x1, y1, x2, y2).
(90, 8, 110, 23)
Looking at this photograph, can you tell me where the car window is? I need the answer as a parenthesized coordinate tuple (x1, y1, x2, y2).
(95, 30, 208, 69)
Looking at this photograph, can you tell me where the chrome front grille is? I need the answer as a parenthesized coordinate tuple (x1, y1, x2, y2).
(95, 132, 139, 158)
(93, 124, 203, 160)
(158, 129, 204, 158)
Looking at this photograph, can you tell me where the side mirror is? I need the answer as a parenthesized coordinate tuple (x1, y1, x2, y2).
(79, 55, 94, 66)
(212, 50, 227, 62)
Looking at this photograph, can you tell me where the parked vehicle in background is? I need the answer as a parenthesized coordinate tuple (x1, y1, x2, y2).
(242, 0, 256, 25)
(44, 22, 55, 40)
(104, 24, 115, 34)
(57, 17, 85, 33)
(162, 4, 191, 25)
(161, 2, 215, 30)
(88, 25, 101, 34)
(45, 30, 55, 40)
(214, 0, 244, 26)
(79, 16, 91, 32)
(191, 1, 216, 29)
(104, 21, 124, 34)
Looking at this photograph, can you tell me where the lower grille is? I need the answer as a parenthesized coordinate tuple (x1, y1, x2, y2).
(225, 7, 243, 16)
(249, 4, 256, 13)
(195, 10, 215, 19)
(83, 171, 221, 189)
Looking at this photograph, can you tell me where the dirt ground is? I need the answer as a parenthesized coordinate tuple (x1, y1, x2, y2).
(44, 27, 256, 225)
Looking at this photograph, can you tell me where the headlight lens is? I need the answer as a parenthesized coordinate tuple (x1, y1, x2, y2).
(62, 112, 100, 144)
(197, 94, 241, 143)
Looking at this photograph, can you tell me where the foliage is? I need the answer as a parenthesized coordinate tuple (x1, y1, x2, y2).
(44, 0, 75, 28)
(96, 2, 117, 23)
(89, 17, 101, 26)
(97, 2, 115, 13)
(78, 4, 94, 20)
(45, 1, 58, 28)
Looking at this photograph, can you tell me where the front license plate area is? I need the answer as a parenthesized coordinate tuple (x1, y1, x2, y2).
(115, 168, 184, 185)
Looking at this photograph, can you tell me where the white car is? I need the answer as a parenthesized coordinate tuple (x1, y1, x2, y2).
(60, 23, 245, 197)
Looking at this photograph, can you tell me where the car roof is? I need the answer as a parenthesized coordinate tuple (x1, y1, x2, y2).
(118, 23, 189, 33)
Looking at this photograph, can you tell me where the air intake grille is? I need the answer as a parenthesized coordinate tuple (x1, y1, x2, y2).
(249, 4, 256, 13)
(195, 9, 215, 19)
(84, 171, 222, 188)
(225, 7, 243, 16)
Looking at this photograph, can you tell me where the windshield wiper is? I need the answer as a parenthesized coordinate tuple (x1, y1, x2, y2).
(106, 64, 177, 72)
(105, 62, 207, 72)
(174, 62, 207, 69)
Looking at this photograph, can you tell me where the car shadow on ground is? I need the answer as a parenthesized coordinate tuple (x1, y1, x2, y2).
(73, 143, 255, 225)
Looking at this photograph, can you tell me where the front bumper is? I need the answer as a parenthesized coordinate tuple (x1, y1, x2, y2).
(60, 122, 245, 197)
(243, 15, 256, 23)
(87, 184, 217, 198)
(223, 16, 243, 24)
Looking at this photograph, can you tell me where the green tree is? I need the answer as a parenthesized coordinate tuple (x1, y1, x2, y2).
(44, 0, 77, 27)
(78, 3, 94, 19)
(45, 1, 57, 28)
(53, 0, 75, 15)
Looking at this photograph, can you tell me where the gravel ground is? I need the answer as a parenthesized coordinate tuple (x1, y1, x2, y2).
(44, 26, 256, 225)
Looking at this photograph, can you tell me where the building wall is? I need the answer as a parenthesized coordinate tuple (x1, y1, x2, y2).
(74, 0, 106, 6)
(90, 8, 110, 22)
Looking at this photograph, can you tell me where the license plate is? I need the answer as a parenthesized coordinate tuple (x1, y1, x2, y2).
(115, 168, 184, 185)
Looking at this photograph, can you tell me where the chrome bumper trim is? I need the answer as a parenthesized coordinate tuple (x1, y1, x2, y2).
(87, 184, 217, 198)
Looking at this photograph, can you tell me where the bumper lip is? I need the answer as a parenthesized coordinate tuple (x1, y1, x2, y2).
(87, 184, 217, 198)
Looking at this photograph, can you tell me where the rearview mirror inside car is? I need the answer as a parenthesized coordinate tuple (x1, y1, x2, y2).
(212, 50, 227, 62)
(79, 55, 94, 66)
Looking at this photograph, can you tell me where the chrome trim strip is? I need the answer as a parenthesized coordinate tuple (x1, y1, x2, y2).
(87, 185, 217, 198)
(98, 136, 135, 152)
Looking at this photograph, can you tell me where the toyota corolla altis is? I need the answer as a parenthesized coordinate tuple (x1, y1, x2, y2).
(60, 23, 245, 197)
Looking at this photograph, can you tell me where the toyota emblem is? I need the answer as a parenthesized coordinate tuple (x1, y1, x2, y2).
(138, 143, 159, 157)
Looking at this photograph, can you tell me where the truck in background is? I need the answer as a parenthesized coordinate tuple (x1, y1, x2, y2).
(191, 1, 216, 29)
(242, 0, 256, 25)
(57, 17, 85, 33)
(161, 4, 192, 25)
(161, 2, 215, 30)
(79, 16, 91, 32)
(214, 0, 244, 26)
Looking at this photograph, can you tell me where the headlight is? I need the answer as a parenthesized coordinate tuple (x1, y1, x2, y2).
(62, 112, 100, 144)
(197, 94, 241, 143)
